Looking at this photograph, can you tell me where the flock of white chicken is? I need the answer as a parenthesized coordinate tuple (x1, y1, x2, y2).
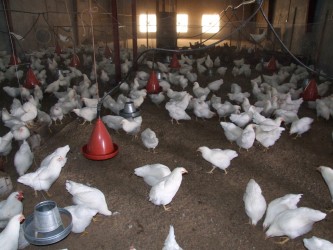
(0, 42, 332, 249)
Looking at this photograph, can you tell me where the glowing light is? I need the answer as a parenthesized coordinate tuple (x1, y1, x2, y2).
(202, 14, 220, 33)
(139, 14, 157, 33)
(177, 14, 188, 33)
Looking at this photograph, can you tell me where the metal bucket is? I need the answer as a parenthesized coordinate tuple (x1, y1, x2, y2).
(34, 200, 63, 233)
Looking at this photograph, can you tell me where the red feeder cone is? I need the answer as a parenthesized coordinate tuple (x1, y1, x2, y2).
(9, 54, 20, 66)
(55, 42, 62, 55)
(24, 68, 40, 89)
(267, 56, 277, 72)
(146, 70, 162, 94)
(81, 118, 119, 160)
(169, 53, 181, 69)
(104, 45, 112, 59)
(301, 78, 320, 101)
(69, 54, 80, 68)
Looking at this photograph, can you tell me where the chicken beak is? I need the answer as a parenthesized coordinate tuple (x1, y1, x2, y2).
(182, 169, 188, 174)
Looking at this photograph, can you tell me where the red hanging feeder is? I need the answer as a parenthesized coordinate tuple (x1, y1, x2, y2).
(55, 42, 62, 55)
(301, 78, 320, 101)
(146, 70, 162, 94)
(24, 68, 40, 89)
(81, 118, 119, 160)
(267, 56, 277, 72)
(69, 54, 80, 68)
(9, 53, 20, 66)
(104, 45, 112, 59)
(169, 53, 181, 69)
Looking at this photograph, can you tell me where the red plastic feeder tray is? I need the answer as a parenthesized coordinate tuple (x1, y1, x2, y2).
(301, 78, 320, 101)
(69, 54, 81, 68)
(81, 118, 119, 160)
(169, 53, 181, 69)
(146, 70, 162, 94)
(24, 68, 40, 89)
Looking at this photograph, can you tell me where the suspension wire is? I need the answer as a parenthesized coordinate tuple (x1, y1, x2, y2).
(259, 5, 333, 81)
(97, 0, 265, 112)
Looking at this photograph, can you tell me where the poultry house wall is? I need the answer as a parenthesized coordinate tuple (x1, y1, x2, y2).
(0, 0, 332, 73)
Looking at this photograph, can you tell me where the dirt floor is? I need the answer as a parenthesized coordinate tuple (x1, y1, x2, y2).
(1, 57, 333, 250)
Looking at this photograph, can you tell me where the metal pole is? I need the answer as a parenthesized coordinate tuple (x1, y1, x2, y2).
(71, 0, 79, 47)
(315, 10, 329, 68)
(3, 0, 16, 55)
(131, 0, 138, 70)
(288, 7, 297, 51)
(111, 0, 121, 83)
(146, 11, 149, 48)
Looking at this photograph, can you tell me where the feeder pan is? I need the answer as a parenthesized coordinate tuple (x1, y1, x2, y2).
(69, 54, 80, 68)
(146, 71, 162, 94)
(267, 56, 277, 72)
(9, 54, 20, 66)
(81, 118, 119, 160)
(24, 68, 40, 89)
(169, 53, 181, 69)
(104, 45, 113, 60)
(120, 101, 141, 118)
(301, 78, 320, 101)
(55, 43, 62, 55)
(23, 200, 72, 246)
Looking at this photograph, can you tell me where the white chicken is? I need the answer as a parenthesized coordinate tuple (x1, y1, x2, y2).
(73, 107, 97, 125)
(14, 140, 33, 176)
(40, 145, 70, 168)
(303, 236, 333, 250)
(220, 122, 242, 143)
(254, 125, 285, 149)
(236, 124, 256, 151)
(162, 225, 183, 250)
(0, 131, 14, 158)
(12, 126, 30, 141)
(121, 116, 142, 138)
(65, 180, 112, 216)
(64, 204, 98, 234)
(317, 166, 333, 207)
(0, 191, 24, 228)
(17, 155, 67, 196)
(192, 98, 215, 119)
(165, 102, 191, 124)
(50, 103, 64, 124)
(289, 117, 314, 137)
(243, 179, 267, 226)
(192, 82, 210, 99)
(102, 115, 124, 132)
(149, 92, 165, 106)
(141, 128, 159, 152)
(212, 101, 241, 120)
(265, 207, 326, 244)
(197, 146, 238, 174)
(0, 214, 25, 250)
(263, 194, 303, 230)
(135, 163, 171, 186)
(149, 167, 187, 211)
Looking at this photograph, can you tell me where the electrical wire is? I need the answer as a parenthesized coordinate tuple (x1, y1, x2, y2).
(259, 4, 333, 80)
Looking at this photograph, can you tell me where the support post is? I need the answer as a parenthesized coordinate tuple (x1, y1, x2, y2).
(111, 0, 121, 83)
(131, 0, 138, 70)
(3, 0, 16, 55)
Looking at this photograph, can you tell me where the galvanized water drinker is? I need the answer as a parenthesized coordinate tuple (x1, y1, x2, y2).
(23, 200, 72, 245)
(120, 101, 141, 118)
